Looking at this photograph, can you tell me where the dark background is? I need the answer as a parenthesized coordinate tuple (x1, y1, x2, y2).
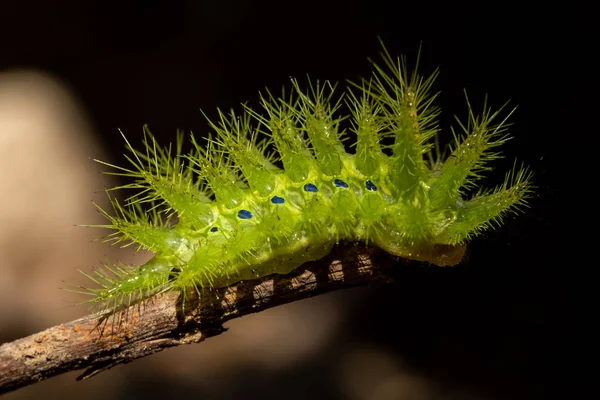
(1, 0, 587, 399)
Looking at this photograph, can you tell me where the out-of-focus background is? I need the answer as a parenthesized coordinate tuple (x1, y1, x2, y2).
(0, 1, 584, 399)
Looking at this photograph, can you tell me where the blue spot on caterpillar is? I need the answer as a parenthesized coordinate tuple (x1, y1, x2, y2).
(271, 196, 285, 204)
(303, 183, 318, 193)
(365, 180, 377, 191)
(334, 179, 349, 188)
(238, 210, 253, 219)
(83, 43, 533, 312)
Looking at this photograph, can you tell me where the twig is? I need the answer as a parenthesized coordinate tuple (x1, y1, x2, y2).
(0, 244, 397, 395)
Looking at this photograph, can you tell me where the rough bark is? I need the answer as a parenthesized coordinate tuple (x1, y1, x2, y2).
(0, 244, 397, 395)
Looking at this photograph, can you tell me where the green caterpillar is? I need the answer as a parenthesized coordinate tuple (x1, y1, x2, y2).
(82, 44, 533, 311)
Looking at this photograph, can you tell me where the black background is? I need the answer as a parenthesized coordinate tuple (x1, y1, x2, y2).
(1, 0, 588, 399)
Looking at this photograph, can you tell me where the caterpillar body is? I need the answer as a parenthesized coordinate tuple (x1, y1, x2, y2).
(83, 45, 533, 310)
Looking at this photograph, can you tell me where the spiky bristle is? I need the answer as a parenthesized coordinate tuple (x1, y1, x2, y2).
(81, 44, 534, 311)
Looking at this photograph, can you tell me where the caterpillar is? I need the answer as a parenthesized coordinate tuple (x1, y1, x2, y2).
(81, 44, 533, 312)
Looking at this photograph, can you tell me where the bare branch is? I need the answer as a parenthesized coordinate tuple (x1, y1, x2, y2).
(0, 244, 399, 395)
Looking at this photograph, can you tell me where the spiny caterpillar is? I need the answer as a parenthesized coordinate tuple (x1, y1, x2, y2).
(82, 45, 533, 311)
